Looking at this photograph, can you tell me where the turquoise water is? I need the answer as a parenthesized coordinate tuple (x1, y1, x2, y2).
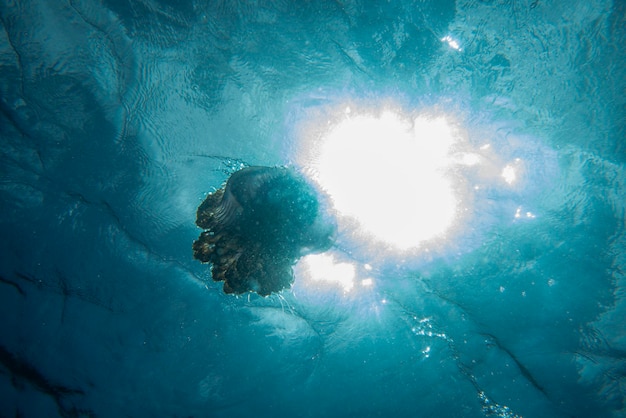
(0, 1, 624, 417)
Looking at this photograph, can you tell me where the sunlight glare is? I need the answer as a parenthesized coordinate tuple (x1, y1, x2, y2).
(441, 35, 462, 51)
(309, 110, 462, 250)
(299, 253, 356, 292)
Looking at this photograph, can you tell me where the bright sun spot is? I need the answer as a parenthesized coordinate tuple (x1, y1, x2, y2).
(502, 164, 517, 184)
(501, 158, 523, 185)
(308, 110, 462, 250)
(299, 253, 356, 292)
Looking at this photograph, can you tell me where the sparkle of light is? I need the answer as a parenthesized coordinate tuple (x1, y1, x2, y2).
(441, 35, 462, 51)
(361, 278, 374, 287)
(502, 164, 517, 184)
(299, 253, 356, 292)
(514, 206, 535, 219)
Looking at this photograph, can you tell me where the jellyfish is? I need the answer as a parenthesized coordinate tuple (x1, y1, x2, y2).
(193, 166, 335, 296)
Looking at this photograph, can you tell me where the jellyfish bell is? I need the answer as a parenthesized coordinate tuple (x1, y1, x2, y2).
(193, 166, 336, 296)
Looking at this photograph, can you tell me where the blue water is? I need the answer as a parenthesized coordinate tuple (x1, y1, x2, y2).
(0, 1, 624, 417)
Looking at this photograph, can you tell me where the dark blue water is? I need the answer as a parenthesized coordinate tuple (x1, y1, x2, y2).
(0, 1, 624, 417)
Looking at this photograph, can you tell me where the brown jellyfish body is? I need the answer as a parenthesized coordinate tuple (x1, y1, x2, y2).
(193, 166, 335, 296)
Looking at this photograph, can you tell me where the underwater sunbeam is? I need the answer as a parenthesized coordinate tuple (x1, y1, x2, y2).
(298, 106, 468, 251)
